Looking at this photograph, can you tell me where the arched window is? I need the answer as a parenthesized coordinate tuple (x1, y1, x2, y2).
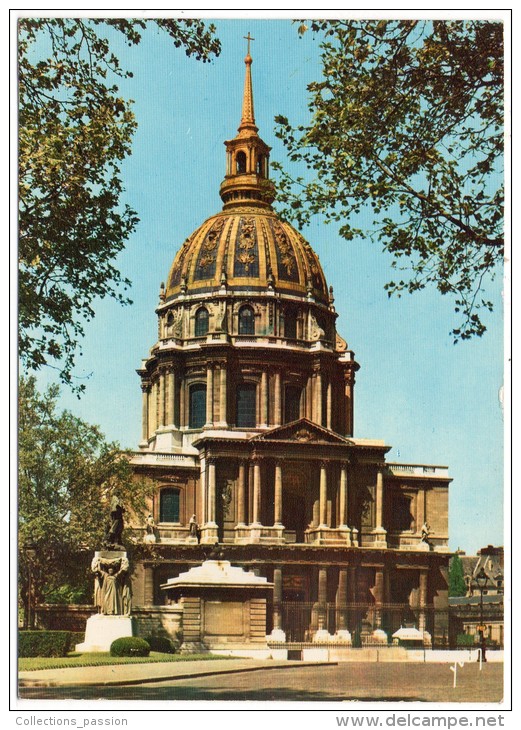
(284, 308, 298, 339)
(284, 385, 302, 423)
(189, 384, 207, 429)
(236, 151, 247, 174)
(238, 305, 255, 335)
(236, 384, 257, 428)
(160, 488, 180, 523)
(256, 155, 265, 176)
(195, 307, 209, 337)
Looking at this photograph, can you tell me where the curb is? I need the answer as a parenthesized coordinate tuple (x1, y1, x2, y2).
(19, 661, 335, 689)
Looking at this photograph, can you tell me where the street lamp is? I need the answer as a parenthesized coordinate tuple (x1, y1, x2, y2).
(474, 566, 489, 661)
(24, 542, 37, 630)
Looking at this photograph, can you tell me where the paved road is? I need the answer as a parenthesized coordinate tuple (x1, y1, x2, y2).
(19, 662, 503, 703)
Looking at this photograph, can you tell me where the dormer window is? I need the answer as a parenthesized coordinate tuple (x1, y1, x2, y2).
(236, 151, 247, 174)
(238, 305, 255, 335)
(195, 307, 209, 337)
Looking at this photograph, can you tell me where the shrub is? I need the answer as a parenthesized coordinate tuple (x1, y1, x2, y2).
(110, 636, 150, 657)
(456, 633, 476, 647)
(144, 635, 178, 654)
(19, 630, 72, 657)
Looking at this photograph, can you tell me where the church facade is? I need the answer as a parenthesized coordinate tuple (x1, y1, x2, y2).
(129, 48, 451, 645)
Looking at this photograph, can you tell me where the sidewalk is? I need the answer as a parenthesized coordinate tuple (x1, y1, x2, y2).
(19, 658, 326, 688)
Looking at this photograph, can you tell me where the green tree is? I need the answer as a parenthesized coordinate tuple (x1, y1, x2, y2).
(449, 554, 467, 597)
(18, 376, 153, 622)
(18, 18, 220, 391)
(273, 20, 503, 341)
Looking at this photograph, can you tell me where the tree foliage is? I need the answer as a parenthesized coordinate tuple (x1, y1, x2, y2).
(18, 18, 220, 391)
(273, 20, 504, 340)
(18, 376, 153, 610)
(448, 554, 467, 597)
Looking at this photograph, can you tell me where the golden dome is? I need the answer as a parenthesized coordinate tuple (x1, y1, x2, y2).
(164, 47, 329, 306)
(165, 207, 329, 303)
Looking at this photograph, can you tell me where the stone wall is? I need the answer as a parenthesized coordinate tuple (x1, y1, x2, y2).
(132, 606, 183, 640)
(36, 604, 95, 632)
(35, 604, 183, 642)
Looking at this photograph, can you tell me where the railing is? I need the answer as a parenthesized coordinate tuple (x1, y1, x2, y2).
(387, 463, 449, 478)
(131, 452, 197, 465)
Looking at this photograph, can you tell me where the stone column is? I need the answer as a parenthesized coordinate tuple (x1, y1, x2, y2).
(150, 379, 157, 433)
(158, 370, 165, 428)
(416, 488, 426, 535)
(206, 363, 214, 426)
(336, 569, 350, 640)
(274, 371, 281, 426)
(274, 462, 283, 526)
(306, 375, 313, 420)
(200, 461, 206, 526)
(179, 377, 185, 429)
(371, 568, 388, 643)
(167, 369, 176, 427)
(219, 363, 228, 427)
(252, 458, 262, 525)
(260, 370, 268, 427)
(268, 567, 285, 641)
(319, 461, 328, 528)
(313, 567, 330, 641)
(344, 370, 354, 437)
(140, 383, 149, 444)
(419, 569, 428, 633)
(326, 378, 332, 430)
(314, 371, 323, 426)
(237, 460, 247, 526)
(373, 466, 387, 546)
(144, 564, 155, 605)
(339, 462, 348, 528)
(207, 458, 217, 525)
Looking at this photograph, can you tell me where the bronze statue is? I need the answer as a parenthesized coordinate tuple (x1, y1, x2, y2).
(104, 494, 125, 548)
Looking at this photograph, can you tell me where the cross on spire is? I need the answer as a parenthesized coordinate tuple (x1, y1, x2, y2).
(244, 32, 255, 56)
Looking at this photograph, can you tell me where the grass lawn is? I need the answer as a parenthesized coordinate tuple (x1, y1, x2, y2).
(19, 652, 235, 672)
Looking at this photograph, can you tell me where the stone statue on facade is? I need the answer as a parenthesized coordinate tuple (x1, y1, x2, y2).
(189, 514, 198, 539)
(421, 522, 431, 542)
(144, 513, 157, 543)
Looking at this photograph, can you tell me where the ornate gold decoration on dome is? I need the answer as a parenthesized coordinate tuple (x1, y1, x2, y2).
(272, 220, 296, 275)
(236, 216, 257, 272)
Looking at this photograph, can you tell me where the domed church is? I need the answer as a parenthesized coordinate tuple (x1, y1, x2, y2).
(129, 46, 451, 646)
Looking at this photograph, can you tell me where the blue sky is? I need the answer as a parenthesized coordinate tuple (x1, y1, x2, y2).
(31, 17, 506, 556)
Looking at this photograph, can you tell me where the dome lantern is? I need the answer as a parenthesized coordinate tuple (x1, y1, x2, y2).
(219, 36, 275, 209)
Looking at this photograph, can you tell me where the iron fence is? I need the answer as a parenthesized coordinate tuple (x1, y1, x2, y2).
(274, 601, 451, 647)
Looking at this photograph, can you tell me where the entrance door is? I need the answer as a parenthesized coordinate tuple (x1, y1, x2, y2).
(282, 466, 310, 543)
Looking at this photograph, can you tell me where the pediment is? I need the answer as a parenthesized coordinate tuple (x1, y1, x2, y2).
(250, 419, 351, 445)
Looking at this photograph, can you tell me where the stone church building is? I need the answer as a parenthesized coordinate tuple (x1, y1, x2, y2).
(128, 48, 451, 646)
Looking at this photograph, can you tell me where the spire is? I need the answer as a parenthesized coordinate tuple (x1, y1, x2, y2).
(239, 33, 257, 134)
(219, 36, 275, 209)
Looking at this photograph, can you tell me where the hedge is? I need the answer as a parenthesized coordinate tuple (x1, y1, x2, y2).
(19, 630, 73, 658)
(110, 637, 150, 657)
(144, 635, 179, 654)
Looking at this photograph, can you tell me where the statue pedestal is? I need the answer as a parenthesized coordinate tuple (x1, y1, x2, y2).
(75, 614, 133, 653)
